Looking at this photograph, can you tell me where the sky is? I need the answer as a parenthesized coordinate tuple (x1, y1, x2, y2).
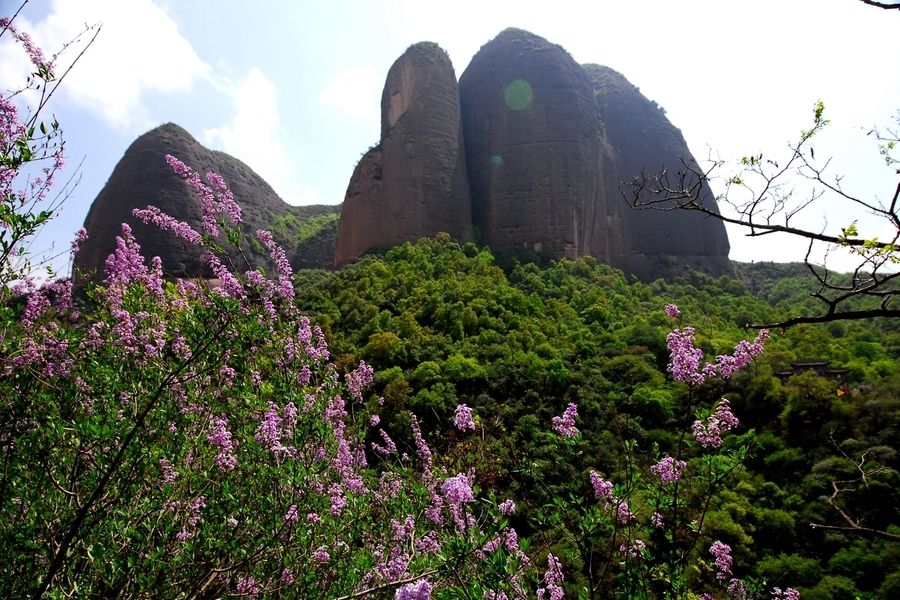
(2, 0, 899, 276)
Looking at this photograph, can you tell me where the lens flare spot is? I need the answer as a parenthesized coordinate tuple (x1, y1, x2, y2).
(490, 155, 504, 166)
(504, 79, 533, 111)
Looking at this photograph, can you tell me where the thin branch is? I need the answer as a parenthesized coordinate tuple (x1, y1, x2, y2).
(859, 0, 900, 9)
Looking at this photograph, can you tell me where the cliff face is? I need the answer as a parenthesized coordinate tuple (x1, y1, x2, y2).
(74, 123, 337, 279)
(80, 29, 732, 283)
(335, 30, 733, 281)
(583, 64, 732, 280)
(333, 42, 473, 268)
(459, 29, 602, 260)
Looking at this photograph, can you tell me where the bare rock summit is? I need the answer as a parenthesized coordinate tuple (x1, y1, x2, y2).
(335, 30, 732, 280)
(334, 42, 473, 267)
(74, 123, 338, 280)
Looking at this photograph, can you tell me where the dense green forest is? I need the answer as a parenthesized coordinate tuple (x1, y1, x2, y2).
(291, 236, 900, 599)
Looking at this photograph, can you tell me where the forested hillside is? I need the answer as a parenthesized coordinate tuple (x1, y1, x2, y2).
(293, 237, 900, 598)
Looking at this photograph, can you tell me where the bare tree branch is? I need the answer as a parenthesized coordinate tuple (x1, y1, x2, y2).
(626, 103, 899, 328)
(859, 0, 900, 10)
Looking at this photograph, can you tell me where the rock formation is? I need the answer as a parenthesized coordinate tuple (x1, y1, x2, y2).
(74, 123, 338, 279)
(584, 64, 732, 280)
(459, 28, 602, 260)
(78, 29, 733, 283)
(334, 42, 473, 267)
(335, 29, 733, 281)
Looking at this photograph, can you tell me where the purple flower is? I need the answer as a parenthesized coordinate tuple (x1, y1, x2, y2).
(650, 456, 687, 483)
(133, 205, 202, 245)
(347, 360, 375, 401)
(728, 578, 749, 599)
(159, 458, 178, 485)
(255, 229, 294, 299)
(666, 327, 706, 385)
(619, 539, 646, 560)
(165, 155, 242, 237)
(589, 470, 614, 501)
(442, 474, 474, 504)
(313, 546, 330, 563)
(71, 227, 89, 254)
(615, 501, 635, 525)
(410, 414, 433, 471)
(537, 553, 565, 600)
(235, 576, 261, 598)
(283, 504, 299, 523)
(709, 540, 733, 581)
(667, 322, 769, 384)
(693, 399, 740, 448)
(651, 512, 664, 527)
(454, 403, 476, 431)
(498, 499, 516, 516)
(372, 428, 398, 455)
(395, 579, 431, 600)
(552, 403, 579, 438)
(329, 483, 347, 515)
(772, 587, 801, 600)
(416, 530, 442, 554)
(664, 303, 681, 319)
(0, 18, 52, 73)
(207, 416, 238, 472)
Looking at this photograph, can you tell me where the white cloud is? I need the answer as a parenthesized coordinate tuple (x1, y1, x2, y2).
(15, 0, 209, 131)
(319, 66, 380, 122)
(204, 68, 321, 206)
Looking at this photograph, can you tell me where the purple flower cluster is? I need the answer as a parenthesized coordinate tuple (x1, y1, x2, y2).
(666, 327, 707, 385)
(132, 206, 202, 245)
(313, 546, 330, 563)
(589, 470, 614, 501)
(371, 428, 397, 455)
(552, 403, 579, 438)
(254, 401, 298, 461)
(235, 576, 261, 599)
(537, 553, 565, 600)
(619, 539, 646, 560)
(165, 154, 241, 237)
(709, 540, 733, 581)
(498, 499, 516, 516)
(692, 399, 740, 448)
(347, 360, 374, 401)
(665, 305, 768, 384)
(588, 470, 633, 523)
(395, 579, 431, 600)
(174, 495, 205, 542)
(442, 474, 474, 505)
(454, 403, 476, 431)
(207, 415, 238, 472)
(772, 587, 801, 600)
(255, 229, 294, 299)
(664, 303, 681, 319)
(159, 457, 178, 486)
(0, 18, 52, 73)
(650, 455, 687, 483)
